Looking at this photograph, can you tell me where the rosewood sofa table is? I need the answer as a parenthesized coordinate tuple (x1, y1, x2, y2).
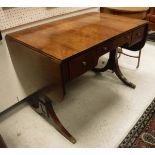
(6, 12, 148, 144)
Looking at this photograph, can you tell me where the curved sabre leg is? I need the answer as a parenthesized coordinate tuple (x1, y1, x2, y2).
(111, 50, 136, 89)
(114, 63, 136, 89)
(92, 49, 136, 89)
(92, 64, 109, 72)
(28, 94, 76, 144)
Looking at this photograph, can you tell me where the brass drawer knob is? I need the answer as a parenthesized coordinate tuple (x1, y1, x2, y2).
(82, 61, 87, 67)
(103, 46, 108, 51)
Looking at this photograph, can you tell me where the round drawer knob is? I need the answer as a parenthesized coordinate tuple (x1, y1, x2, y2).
(82, 61, 87, 67)
(103, 46, 108, 51)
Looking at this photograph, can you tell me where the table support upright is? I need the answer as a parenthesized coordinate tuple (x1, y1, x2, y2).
(28, 94, 76, 144)
(92, 49, 136, 89)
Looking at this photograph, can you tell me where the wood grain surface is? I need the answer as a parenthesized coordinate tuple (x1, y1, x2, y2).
(7, 12, 147, 61)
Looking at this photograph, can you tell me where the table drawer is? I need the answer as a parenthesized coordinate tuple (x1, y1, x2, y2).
(131, 26, 145, 45)
(112, 32, 131, 49)
(69, 51, 96, 80)
(95, 41, 112, 57)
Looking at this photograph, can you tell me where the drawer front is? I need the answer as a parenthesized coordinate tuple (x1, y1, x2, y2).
(95, 41, 112, 57)
(94, 33, 131, 56)
(112, 32, 131, 49)
(69, 51, 96, 80)
(131, 27, 145, 46)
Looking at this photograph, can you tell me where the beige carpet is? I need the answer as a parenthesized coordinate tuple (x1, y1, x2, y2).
(0, 41, 155, 147)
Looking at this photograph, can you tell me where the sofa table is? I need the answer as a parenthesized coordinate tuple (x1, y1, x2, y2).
(6, 12, 148, 144)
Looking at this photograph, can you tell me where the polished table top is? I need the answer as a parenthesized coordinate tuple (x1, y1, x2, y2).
(8, 12, 147, 61)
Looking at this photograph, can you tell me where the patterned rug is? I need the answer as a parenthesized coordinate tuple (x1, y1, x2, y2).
(119, 98, 155, 148)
